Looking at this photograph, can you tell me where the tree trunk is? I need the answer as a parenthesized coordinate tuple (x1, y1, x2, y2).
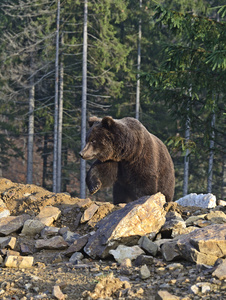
(80, 0, 88, 199)
(207, 111, 215, 193)
(27, 58, 35, 184)
(222, 154, 226, 199)
(42, 133, 48, 189)
(183, 101, 190, 196)
(53, 0, 60, 193)
(56, 35, 64, 193)
(135, 0, 142, 120)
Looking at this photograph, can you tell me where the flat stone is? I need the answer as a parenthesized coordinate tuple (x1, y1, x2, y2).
(62, 231, 81, 244)
(176, 193, 216, 208)
(41, 226, 59, 238)
(80, 203, 99, 223)
(0, 237, 16, 249)
(0, 214, 30, 236)
(52, 285, 65, 300)
(4, 255, 33, 268)
(21, 219, 46, 236)
(156, 290, 180, 299)
(65, 235, 89, 257)
(109, 245, 144, 263)
(84, 193, 166, 259)
(0, 249, 20, 257)
(36, 206, 61, 226)
(76, 198, 92, 208)
(185, 215, 207, 226)
(35, 236, 68, 250)
(212, 259, 226, 280)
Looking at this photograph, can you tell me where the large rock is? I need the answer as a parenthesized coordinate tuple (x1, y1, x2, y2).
(84, 193, 166, 259)
(176, 193, 216, 208)
(161, 224, 226, 265)
(0, 214, 31, 236)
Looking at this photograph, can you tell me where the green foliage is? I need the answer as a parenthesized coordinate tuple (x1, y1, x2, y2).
(143, 2, 226, 197)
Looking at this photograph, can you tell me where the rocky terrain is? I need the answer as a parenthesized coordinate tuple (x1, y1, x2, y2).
(0, 177, 225, 300)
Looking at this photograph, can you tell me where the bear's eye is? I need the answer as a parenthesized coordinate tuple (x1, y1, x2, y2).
(90, 140, 96, 145)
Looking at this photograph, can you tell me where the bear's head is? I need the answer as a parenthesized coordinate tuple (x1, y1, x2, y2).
(79, 116, 118, 162)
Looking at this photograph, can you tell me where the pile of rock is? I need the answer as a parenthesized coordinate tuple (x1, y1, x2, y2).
(0, 178, 226, 299)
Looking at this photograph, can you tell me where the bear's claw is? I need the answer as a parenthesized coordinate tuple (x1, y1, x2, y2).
(89, 185, 101, 195)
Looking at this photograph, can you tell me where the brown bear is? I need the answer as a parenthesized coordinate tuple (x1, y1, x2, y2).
(79, 116, 175, 204)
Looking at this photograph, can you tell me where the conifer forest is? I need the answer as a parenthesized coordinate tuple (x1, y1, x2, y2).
(0, 0, 225, 201)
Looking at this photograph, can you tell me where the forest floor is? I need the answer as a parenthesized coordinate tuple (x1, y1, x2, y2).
(0, 178, 225, 300)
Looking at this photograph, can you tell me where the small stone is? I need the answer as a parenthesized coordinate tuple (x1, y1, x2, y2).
(167, 263, 184, 271)
(35, 236, 68, 250)
(109, 245, 144, 264)
(41, 226, 59, 238)
(156, 290, 180, 299)
(190, 282, 211, 294)
(80, 203, 99, 223)
(120, 258, 132, 268)
(134, 255, 154, 267)
(4, 255, 33, 268)
(21, 219, 46, 236)
(65, 234, 89, 256)
(212, 259, 226, 280)
(62, 231, 81, 244)
(140, 264, 151, 279)
(76, 198, 92, 208)
(0, 208, 10, 219)
(185, 215, 206, 226)
(218, 200, 226, 206)
(0, 236, 16, 249)
(58, 227, 70, 235)
(0, 249, 20, 257)
(69, 252, 84, 264)
(138, 236, 158, 256)
(205, 211, 226, 221)
(52, 285, 65, 300)
(36, 206, 61, 226)
(20, 243, 33, 255)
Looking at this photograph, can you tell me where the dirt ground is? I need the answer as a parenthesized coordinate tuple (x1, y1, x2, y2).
(0, 178, 225, 300)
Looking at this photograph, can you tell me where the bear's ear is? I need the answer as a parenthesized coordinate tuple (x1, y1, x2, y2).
(101, 116, 115, 129)
(88, 116, 101, 127)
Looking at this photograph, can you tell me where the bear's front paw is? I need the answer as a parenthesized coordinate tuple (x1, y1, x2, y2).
(87, 178, 102, 195)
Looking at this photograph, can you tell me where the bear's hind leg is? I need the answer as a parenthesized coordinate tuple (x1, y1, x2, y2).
(113, 182, 135, 204)
(86, 160, 118, 195)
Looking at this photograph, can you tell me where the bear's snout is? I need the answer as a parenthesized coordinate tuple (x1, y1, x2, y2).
(79, 150, 84, 158)
(79, 143, 97, 160)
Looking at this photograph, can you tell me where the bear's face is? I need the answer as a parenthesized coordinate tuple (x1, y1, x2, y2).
(80, 117, 115, 162)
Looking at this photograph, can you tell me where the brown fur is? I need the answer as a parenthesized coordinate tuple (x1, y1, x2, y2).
(79, 116, 175, 204)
